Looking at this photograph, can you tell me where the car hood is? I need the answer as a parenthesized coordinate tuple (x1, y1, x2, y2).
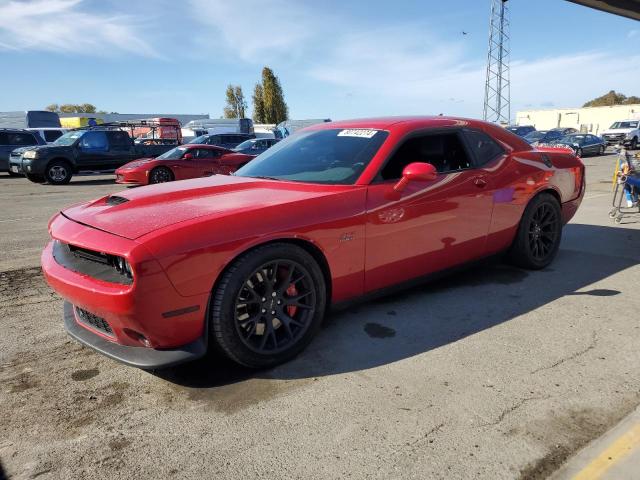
(602, 128, 635, 135)
(32, 144, 72, 153)
(62, 175, 351, 240)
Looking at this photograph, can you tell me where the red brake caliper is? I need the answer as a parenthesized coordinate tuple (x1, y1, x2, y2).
(286, 284, 298, 317)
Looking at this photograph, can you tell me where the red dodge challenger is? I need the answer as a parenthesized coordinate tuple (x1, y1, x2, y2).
(115, 144, 254, 185)
(42, 117, 584, 369)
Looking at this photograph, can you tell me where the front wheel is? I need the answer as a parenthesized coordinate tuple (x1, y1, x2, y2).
(599, 145, 605, 156)
(149, 166, 174, 184)
(508, 193, 562, 270)
(576, 147, 583, 157)
(630, 137, 638, 150)
(210, 243, 327, 368)
(44, 160, 72, 185)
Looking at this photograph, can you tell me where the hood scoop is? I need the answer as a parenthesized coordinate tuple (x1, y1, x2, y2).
(105, 195, 129, 206)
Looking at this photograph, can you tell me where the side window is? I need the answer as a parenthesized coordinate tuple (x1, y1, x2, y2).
(44, 130, 63, 142)
(463, 129, 504, 167)
(194, 149, 213, 159)
(108, 131, 131, 150)
(208, 136, 220, 145)
(0, 133, 8, 144)
(380, 132, 472, 180)
(79, 131, 109, 151)
(8, 132, 38, 146)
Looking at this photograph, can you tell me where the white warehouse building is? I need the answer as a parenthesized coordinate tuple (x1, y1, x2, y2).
(515, 104, 640, 136)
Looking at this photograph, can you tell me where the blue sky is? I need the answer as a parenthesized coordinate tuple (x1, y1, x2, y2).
(1, 0, 639, 120)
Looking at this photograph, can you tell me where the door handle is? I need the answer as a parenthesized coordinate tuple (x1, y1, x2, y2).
(473, 177, 487, 188)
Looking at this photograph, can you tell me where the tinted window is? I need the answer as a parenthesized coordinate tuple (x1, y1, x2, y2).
(464, 130, 504, 166)
(79, 131, 109, 151)
(0, 133, 8, 144)
(194, 148, 218, 159)
(108, 131, 131, 150)
(236, 128, 389, 184)
(380, 132, 472, 179)
(8, 132, 38, 146)
(43, 130, 63, 142)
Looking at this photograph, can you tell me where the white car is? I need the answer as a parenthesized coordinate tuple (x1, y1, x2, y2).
(26, 127, 68, 144)
(600, 120, 639, 149)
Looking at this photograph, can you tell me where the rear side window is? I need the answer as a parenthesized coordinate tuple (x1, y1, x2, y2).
(0, 133, 8, 144)
(7, 132, 38, 146)
(44, 130, 63, 142)
(463, 129, 504, 167)
(108, 131, 131, 150)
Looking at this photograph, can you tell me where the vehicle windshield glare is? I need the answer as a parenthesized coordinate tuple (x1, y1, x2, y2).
(235, 128, 389, 184)
(188, 135, 208, 144)
(559, 135, 583, 144)
(524, 131, 546, 141)
(156, 146, 188, 160)
(234, 139, 256, 150)
(610, 121, 638, 129)
(53, 130, 85, 146)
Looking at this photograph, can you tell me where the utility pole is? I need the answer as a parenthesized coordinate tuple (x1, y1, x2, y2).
(483, 0, 511, 125)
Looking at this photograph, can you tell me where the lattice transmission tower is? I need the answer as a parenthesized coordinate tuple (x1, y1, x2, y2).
(483, 0, 511, 124)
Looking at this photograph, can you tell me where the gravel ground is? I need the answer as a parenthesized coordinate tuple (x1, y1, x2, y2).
(1, 156, 639, 479)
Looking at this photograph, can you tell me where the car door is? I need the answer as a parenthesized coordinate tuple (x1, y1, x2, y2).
(76, 131, 111, 168)
(364, 129, 496, 293)
(194, 148, 222, 176)
(107, 131, 134, 167)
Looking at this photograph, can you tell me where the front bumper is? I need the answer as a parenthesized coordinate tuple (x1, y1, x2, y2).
(115, 169, 148, 185)
(63, 302, 206, 369)
(42, 213, 210, 368)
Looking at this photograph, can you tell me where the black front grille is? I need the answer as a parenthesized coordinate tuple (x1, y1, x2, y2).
(75, 307, 114, 336)
(52, 240, 133, 285)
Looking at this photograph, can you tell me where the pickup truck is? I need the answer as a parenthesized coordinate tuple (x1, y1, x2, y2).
(10, 128, 178, 184)
(600, 120, 639, 149)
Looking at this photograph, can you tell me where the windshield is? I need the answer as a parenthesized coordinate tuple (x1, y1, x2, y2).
(524, 131, 546, 141)
(559, 135, 584, 144)
(610, 121, 638, 129)
(188, 135, 209, 144)
(235, 128, 389, 184)
(234, 139, 256, 150)
(156, 146, 188, 160)
(53, 130, 85, 146)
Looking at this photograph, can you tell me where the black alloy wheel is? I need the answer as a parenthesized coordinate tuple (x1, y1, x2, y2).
(508, 193, 562, 270)
(234, 260, 316, 354)
(210, 243, 326, 368)
(149, 167, 174, 184)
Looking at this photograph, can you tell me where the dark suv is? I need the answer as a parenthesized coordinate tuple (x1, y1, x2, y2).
(188, 133, 255, 149)
(1, 128, 46, 175)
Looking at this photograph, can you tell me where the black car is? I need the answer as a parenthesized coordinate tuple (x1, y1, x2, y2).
(188, 133, 255, 149)
(10, 127, 178, 185)
(549, 134, 606, 157)
(0, 128, 46, 175)
(233, 138, 279, 155)
(506, 125, 536, 137)
(550, 127, 578, 135)
(523, 130, 565, 145)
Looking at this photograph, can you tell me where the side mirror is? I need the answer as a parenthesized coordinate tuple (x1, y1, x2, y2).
(183, 153, 194, 160)
(393, 162, 437, 192)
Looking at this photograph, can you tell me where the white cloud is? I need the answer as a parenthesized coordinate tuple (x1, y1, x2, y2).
(629, 29, 639, 39)
(0, 0, 158, 57)
(188, 0, 317, 62)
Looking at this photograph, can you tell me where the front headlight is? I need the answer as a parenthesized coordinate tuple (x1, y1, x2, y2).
(111, 256, 133, 279)
(23, 150, 38, 159)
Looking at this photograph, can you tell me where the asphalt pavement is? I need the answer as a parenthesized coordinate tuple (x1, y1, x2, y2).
(1, 154, 639, 479)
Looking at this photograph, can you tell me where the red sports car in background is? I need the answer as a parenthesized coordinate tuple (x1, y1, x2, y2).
(42, 117, 584, 370)
(115, 144, 254, 185)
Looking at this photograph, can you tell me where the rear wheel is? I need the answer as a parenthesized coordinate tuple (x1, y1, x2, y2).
(508, 193, 562, 270)
(44, 160, 72, 185)
(149, 166, 174, 184)
(631, 137, 638, 150)
(598, 145, 605, 156)
(210, 243, 326, 368)
(7, 170, 21, 177)
(25, 173, 45, 183)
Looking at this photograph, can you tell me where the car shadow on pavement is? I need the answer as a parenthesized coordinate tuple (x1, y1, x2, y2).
(156, 223, 640, 389)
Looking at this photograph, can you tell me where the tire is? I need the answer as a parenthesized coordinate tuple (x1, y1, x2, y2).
(598, 145, 605, 156)
(149, 166, 174, 184)
(25, 173, 45, 183)
(576, 147, 583, 157)
(7, 170, 21, 177)
(44, 160, 72, 185)
(210, 243, 327, 368)
(508, 193, 563, 270)
(630, 137, 638, 151)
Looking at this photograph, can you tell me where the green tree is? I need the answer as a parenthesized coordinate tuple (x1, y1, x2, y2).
(78, 103, 97, 113)
(45, 104, 59, 112)
(583, 90, 640, 107)
(260, 67, 288, 124)
(59, 104, 77, 113)
(252, 84, 265, 123)
(223, 85, 247, 118)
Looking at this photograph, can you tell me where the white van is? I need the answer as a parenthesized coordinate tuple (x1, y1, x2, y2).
(26, 127, 68, 144)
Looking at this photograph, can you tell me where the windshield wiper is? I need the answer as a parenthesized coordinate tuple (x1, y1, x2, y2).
(251, 175, 282, 181)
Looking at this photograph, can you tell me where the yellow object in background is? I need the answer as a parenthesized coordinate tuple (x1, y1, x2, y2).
(59, 117, 104, 128)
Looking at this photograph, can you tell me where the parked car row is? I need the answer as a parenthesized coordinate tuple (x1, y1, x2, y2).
(3, 123, 281, 185)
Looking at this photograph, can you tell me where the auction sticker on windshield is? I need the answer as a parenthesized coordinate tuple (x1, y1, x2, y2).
(337, 129, 379, 138)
